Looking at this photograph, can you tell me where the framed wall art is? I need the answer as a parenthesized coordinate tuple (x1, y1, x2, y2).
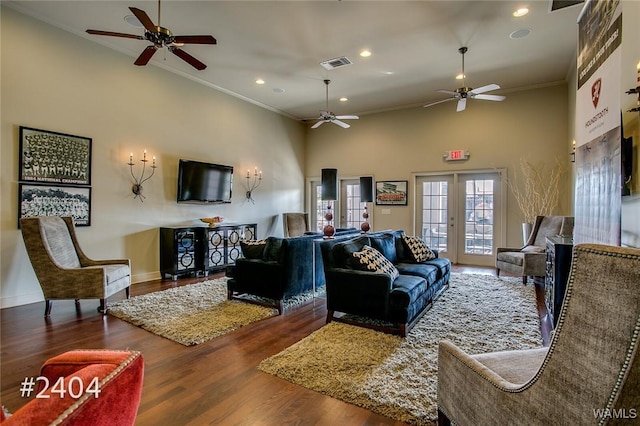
(19, 183, 91, 227)
(19, 126, 92, 186)
(375, 180, 408, 206)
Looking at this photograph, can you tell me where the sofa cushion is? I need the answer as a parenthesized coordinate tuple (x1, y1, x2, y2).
(240, 239, 267, 259)
(331, 236, 370, 269)
(395, 262, 438, 283)
(401, 234, 436, 262)
(352, 245, 399, 281)
(369, 233, 398, 263)
(263, 237, 284, 262)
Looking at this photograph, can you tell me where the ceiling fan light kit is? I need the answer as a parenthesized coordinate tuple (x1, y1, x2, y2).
(86, 0, 216, 70)
(424, 46, 506, 112)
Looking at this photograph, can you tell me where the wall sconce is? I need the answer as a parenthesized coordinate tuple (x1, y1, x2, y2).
(570, 140, 576, 163)
(244, 167, 262, 203)
(127, 150, 156, 202)
(359, 176, 374, 233)
(321, 168, 338, 238)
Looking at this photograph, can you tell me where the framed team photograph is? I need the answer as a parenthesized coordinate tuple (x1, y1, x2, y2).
(19, 183, 91, 227)
(19, 126, 92, 185)
(375, 180, 408, 206)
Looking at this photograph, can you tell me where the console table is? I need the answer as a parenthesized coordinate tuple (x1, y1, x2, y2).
(160, 223, 257, 280)
(545, 236, 573, 327)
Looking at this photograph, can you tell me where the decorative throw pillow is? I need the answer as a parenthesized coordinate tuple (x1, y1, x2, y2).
(401, 234, 436, 262)
(263, 237, 284, 262)
(352, 245, 399, 281)
(240, 239, 267, 259)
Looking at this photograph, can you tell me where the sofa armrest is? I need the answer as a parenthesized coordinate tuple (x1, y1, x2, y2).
(496, 247, 525, 254)
(325, 268, 392, 317)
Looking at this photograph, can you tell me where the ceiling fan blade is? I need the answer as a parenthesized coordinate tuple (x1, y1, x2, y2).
(134, 46, 157, 66)
(423, 98, 455, 108)
(437, 89, 457, 95)
(173, 35, 217, 45)
(469, 84, 500, 95)
(332, 119, 351, 129)
(473, 94, 506, 101)
(311, 120, 325, 129)
(456, 98, 467, 112)
(129, 7, 156, 33)
(171, 47, 207, 70)
(335, 115, 359, 120)
(86, 29, 144, 40)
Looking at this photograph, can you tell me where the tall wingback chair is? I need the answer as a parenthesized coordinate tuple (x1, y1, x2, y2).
(20, 216, 131, 316)
(496, 215, 572, 284)
(438, 244, 640, 425)
(282, 212, 310, 238)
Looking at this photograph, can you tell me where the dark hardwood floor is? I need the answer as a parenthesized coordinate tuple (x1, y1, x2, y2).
(1, 266, 550, 425)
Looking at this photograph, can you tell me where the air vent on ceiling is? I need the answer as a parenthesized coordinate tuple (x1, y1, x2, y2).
(549, 0, 584, 12)
(320, 56, 353, 70)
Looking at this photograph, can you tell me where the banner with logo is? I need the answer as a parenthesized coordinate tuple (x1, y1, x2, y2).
(574, 0, 622, 245)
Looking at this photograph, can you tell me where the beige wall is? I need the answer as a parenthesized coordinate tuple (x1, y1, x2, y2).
(1, 8, 306, 308)
(306, 84, 573, 248)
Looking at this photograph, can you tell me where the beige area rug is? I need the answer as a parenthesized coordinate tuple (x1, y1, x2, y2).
(108, 277, 318, 346)
(258, 273, 544, 425)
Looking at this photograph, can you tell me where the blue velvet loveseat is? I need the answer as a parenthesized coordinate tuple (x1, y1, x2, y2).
(226, 228, 358, 313)
(320, 230, 450, 336)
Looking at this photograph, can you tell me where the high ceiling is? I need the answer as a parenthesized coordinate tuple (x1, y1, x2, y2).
(4, 0, 584, 121)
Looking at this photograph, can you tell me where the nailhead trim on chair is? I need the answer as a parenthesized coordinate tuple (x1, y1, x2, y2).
(50, 350, 142, 426)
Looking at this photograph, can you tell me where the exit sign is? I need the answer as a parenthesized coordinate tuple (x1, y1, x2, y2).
(443, 150, 470, 161)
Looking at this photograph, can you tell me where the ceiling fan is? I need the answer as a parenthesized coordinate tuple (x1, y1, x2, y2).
(86, 0, 216, 70)
(311, 80, 359, 129)
(424, 47, 505, 112)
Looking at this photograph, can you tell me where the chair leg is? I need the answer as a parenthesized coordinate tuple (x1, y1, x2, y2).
(275, 300, 283, 315)
(496, 268, 500, 277)
(98, 299, 107, 314)
(399, 323, 407, 337)
(437, 409, 451, 426)
(125, 287, 131, 299)
(522, 275, 528, 285)
(227, 289, 233, 301)
(44, 300, 53, 317)
(326, 310, 334, 324)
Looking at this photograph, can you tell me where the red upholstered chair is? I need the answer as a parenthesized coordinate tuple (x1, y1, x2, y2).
(1, 349, 144, 425)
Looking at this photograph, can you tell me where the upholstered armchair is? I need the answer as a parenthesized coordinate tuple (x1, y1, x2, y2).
(282, 212, 310, 237)
(1, 349, 144, 425)
(438, 243, 640, 425)
(496, 215, 572, 284)
(20, 216, 131, 316)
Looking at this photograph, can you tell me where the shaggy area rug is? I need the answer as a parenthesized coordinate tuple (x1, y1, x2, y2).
(258, 273, 543, 425)
(108, 277, 318, 346)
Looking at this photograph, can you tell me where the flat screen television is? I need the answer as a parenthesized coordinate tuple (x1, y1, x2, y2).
(177, 159, 233, 204)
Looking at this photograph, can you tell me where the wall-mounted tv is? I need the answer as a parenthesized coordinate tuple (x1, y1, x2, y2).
(177, 159, 233, 204)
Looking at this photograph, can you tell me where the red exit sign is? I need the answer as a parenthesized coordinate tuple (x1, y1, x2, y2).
(444, 150, 469, 161)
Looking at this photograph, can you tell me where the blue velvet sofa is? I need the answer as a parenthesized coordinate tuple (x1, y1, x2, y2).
(226, 228, 358, 313)
(320, 230, 450, 336)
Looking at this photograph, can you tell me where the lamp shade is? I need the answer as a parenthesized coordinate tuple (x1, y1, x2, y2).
(359, 176, 374, 202)
(321, 168, 338, 200)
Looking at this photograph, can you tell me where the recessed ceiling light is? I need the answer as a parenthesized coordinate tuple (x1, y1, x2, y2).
(339, 97, 348, 102)
(510, 28, 532, 39)
(124, 14, 143, 27)
(255, 79, 265, 85)
(360, 50, 372, 58)
(513, 7, 529, 17)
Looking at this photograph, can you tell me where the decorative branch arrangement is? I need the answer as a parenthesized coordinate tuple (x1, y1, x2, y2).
(506, 157, 565, 224)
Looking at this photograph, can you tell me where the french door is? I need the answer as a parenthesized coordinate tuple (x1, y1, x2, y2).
(415, 171, 504, 266)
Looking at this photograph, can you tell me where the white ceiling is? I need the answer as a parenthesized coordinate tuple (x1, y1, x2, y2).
(5, 0, 584, 121)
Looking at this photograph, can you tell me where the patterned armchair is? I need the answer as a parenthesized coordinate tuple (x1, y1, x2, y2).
(438, 244, 640, 425)
(496, 215, 573, 284)
(20, 216, 131, 316)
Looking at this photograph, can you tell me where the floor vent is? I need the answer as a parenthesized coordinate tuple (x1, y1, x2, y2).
(320, 57, 353, 70)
